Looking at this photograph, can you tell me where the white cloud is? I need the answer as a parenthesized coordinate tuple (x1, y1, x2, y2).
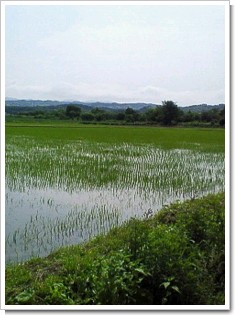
(6, 81, 224, 106)
(5, 5, 225, 105)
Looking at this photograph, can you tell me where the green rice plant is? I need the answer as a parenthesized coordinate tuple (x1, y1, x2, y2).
(5, 126, 225, 262)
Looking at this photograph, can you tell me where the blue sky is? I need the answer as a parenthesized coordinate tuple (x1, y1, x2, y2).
(5, 3, 225, 105)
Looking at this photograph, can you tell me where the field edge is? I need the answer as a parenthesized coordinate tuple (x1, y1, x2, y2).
(5, 192, 225, 306)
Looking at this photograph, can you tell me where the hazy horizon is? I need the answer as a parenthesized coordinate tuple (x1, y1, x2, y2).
(5, 96, 225, 108)
(5, 3, 226, 106)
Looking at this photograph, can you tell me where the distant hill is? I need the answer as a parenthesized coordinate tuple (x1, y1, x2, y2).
(180, 104, 225, 112)
(6, 99, 73, 107)
(5, 99, 157, 111)
(5, 97, 19, 101)
(5, 99, 224, 114)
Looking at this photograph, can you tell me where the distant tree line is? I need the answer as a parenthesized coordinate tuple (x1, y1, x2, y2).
(6, 101, 225, 127)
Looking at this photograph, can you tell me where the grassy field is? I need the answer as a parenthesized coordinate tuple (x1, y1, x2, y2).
(5, 192, 225, 305)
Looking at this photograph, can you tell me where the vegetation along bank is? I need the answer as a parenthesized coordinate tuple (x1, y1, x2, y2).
(6, 192, 225, 305)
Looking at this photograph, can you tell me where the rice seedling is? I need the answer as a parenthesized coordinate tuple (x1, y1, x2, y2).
(5, 126, 225, 263)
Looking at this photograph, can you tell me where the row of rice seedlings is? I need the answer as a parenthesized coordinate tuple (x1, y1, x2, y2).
(6, 174, 224, 260)
(5, 136, 225, 262)
(6, 144, 225, 215)
(6, 204, 121, 263)
(6, 177, 225, 264)
(6, 138, 225, 195)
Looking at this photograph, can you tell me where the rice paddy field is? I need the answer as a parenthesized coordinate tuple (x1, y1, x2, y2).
(5, 124, 225, 263)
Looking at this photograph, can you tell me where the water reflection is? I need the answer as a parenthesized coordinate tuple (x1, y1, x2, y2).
(5, 138, 225, 263)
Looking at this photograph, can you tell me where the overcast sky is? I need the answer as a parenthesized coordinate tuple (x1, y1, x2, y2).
(5, 3, 225, 106)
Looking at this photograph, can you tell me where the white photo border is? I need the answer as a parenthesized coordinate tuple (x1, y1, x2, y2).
(1, 0, 230, 311)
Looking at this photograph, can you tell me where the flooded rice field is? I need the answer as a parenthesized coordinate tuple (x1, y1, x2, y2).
(5, 130, 225, 263)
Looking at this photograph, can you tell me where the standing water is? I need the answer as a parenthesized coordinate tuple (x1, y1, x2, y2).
(6, 134, 225, 263)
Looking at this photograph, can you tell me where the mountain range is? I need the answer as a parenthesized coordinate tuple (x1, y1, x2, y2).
(5, 99, 225, 113)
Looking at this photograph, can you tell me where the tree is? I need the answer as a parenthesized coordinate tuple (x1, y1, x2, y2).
(219, 108, 225, 127)
(116, 112, 125, 121)
(161, 100, 180, 126)
(125, 107, 136, 115)
(125, 107, 140, 123)
(145, 108, 157, 123)
(91, 107, 108, 121)
(65, 105, 81, 119)
(183, 111, 200, 123)
(81, 112, 94, 121)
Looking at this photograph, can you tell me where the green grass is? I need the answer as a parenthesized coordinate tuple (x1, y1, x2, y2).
(5, 192, 225, 305)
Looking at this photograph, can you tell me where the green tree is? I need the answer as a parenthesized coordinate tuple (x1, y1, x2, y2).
(91, 108, 109, 121)
(125, 108, 140, 123)
(116, 112, 125, 120)
(161, 100, 180, 126)
(219, 108, 225, 127)
(145, 108, 157, 123)
(65, 105, 81, 119)
(143, 107, 164, 124)
(81, 112, 94, 121)
(183, 111, 196, 122)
